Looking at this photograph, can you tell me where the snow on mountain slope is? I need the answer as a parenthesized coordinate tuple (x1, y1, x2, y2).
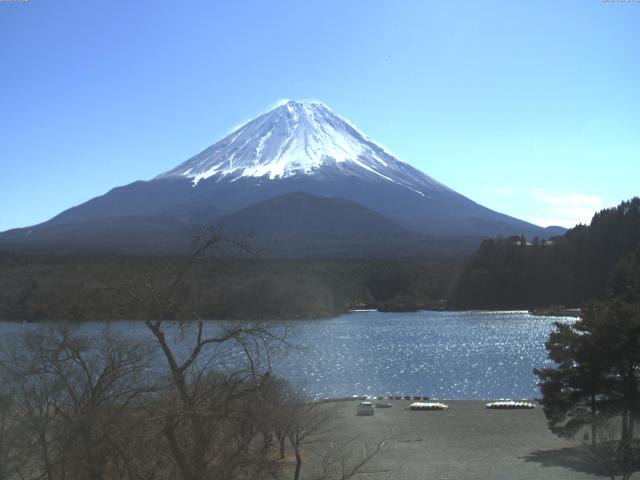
(156, 100, 449, 197)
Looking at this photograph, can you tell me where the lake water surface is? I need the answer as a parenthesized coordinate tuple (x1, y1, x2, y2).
(0, 310, 570, 400)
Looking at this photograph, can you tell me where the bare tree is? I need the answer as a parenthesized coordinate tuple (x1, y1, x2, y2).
(111, 232, 292, 480)
(0, 389, 29, 480)
(285, 401, 335, 480)
(260, 377, 294, 460)
(0, 325, 156, 480)
(282, 397, 397, 480)
(311, 434, 394, 480)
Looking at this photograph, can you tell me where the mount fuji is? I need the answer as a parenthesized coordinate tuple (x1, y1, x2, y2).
(0, 100, 563, 255)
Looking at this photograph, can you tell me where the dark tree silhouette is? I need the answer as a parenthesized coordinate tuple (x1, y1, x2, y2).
(535, 248, 640, 479)
(452, 197, 640, 309)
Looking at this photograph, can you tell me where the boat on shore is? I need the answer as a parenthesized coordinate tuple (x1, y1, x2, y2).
(486, 400, 535, 409)
(409, 402, 449, 411)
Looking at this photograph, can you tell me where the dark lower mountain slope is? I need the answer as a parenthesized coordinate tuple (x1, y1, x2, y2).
(0, 173, 561, 254)
(0, 216, 194, 254)
(214, 191, 412, 239)
(211, 192, 476, 259)
(0, 191, 477, 258)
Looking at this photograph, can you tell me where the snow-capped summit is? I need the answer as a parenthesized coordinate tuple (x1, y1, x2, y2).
(156, 100, 448, 196)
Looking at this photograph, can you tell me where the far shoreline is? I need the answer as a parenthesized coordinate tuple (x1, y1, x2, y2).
(0, 306, 582, 323)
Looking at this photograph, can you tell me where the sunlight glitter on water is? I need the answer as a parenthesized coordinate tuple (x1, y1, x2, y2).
(1, 310, 572, 400)
(273, 310, 571, 400)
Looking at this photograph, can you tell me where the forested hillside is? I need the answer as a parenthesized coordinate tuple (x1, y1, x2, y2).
(450, 198, 640, 309)
(0, 252, 459, 321)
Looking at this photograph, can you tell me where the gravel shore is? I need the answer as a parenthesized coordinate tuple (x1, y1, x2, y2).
(304, 399, 602, 480)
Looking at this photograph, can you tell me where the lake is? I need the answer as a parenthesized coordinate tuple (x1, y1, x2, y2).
(0, 310, 570, 400)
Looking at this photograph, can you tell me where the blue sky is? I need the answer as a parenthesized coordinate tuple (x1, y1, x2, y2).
(1, 0, 638, 231)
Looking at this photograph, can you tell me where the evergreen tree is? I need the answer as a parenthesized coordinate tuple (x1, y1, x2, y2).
(535, 248, 640, 455)
(534, 317, 611, 446)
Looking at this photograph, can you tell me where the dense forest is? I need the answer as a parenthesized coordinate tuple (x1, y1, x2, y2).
(0, 251, 459, 321)
(450, 197, 640, 309)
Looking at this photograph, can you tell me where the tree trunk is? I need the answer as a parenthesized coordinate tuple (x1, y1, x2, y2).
(591, 393, 597, 449)
(276, 432, 286, 458)
(621, 411, 630, 448)
(261, 431, 272, 450)
(293, 451, 302, 480)
(39, 435, 55, 480)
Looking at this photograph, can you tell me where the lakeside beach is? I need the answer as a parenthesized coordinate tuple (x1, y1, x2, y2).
(302, 399, 601, 480)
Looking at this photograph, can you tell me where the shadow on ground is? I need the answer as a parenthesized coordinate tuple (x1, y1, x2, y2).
(522, 447, 606, 478)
